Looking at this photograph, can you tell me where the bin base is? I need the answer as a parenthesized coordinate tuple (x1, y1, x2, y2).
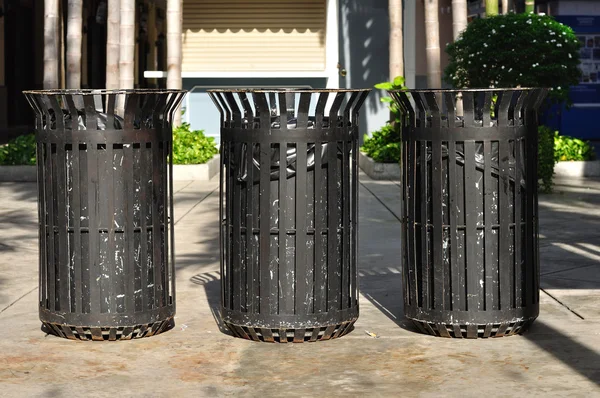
(409, 318, 535, 339)
(225, 320, 356, 343)
(41, 317, 174, 341)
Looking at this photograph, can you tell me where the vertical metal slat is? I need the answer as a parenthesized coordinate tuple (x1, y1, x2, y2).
(499, 140, 512, 310)
(448, 140, 461, 311)
(432, 138, 444, 310)
(483, 140, 496, 311)
(314, 141, 326, 313)
(464, 141, 481, 311)
(419, 140, 430, 309)
(259, 143, 271, 315)
(327, 139, 340, 312)
(296, 143, 308, 314)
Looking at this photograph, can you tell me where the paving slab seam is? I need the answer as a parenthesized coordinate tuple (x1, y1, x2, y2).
(541, 289, 585, 320)
(389, 178, 401, 188)
(552, 184, 600, 192)
(0, 286, 36, 315)
(540, 262, 600, 277)
(359, 181, 401, 223)
(174, 180, 194, 194)
(0, 244, 38, 253)
(174, 185, 218, 225)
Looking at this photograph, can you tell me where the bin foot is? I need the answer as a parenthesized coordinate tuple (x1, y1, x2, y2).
(410, 318, 535, 338)
(41, 318, 174, 341)
(225, 320, 356, 343)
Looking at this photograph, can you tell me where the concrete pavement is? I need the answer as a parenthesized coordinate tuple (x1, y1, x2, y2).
(0, 174, 599, 396)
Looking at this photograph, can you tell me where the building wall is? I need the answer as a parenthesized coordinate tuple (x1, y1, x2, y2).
(554, 0, 600, 14)
(2, 0, 40, 130)
(338, 0, 458, 140)
(439, 0, 454, 85)
(338, 0, 390, 138)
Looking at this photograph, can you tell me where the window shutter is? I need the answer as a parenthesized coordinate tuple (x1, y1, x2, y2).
(182, 0, 327, 72)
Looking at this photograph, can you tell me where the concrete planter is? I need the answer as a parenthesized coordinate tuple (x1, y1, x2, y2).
(554, 160, 600, 178)
(172, 154, 220, 181)
(0, 165, 37, 182)
(358, 151, 401, 180)
(0, 155, 220, 183)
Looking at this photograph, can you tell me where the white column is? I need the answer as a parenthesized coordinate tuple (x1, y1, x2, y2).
(326, 0, 340, 89)
(404, 0, 416, 88)
(44, 0, 60, 89)
(167, 0, 182, 126)
(119, 0, 135, 89)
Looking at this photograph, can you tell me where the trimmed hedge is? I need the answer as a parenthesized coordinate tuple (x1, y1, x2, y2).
(361, 124, 401, 163)
(0, 134, 36, 166)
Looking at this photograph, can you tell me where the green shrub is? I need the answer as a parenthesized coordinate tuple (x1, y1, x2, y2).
(361, 124, 401, 163)
(554, 132, 596, 162)
(362, 76, 406, 163)
(374, 76, 407, 123)
(444, 13, 581, 104)
(172, 122, 218, 164)
(538, 126, 555, 193)
(0, 124, 219, 167)
(0, 133, 36, 166)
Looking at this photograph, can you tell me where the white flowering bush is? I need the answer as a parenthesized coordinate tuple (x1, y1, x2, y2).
(444, 13, 581, 104)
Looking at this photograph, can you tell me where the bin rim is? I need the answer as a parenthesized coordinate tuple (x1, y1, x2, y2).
(207, 88, 371, 94)
(387, 87, 545, 94)
(22, 89, 187, 96)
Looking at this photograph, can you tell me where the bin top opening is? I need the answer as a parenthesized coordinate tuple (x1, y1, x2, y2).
(207, 88, 371, 94)
(388, 87, 545, 94)
(22, 89, 187, 96)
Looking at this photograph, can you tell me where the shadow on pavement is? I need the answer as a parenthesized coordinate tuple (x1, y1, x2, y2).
(358, 176, 600, 388)
(525, 320, 600, 386)
(0, 183, 39, 310)
(175, 236, 220, 270)
(0, 275, 8, 312)
(174, 196, 220, 271)
(189, 270, 232, 336)
(358, 266, 420, 333)
(0, 182, 38, 203)
(0, 183, 39, 252)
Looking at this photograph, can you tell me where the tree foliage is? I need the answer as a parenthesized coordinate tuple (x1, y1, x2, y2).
(444, 13, 581, 104)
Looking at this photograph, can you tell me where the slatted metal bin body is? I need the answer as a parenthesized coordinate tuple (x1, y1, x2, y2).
(23, 90, 186, 341)
(209, 89, 370, 343)
(389, 88, 548, 338)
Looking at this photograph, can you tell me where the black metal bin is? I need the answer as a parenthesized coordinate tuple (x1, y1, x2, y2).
(389, 88, 548, 338)
(209, 89, 370, 342)
(23, 89, 186, 340)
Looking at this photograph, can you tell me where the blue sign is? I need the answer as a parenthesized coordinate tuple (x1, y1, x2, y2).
(554, 16, 600, 105)
(555, 16, 600, 34)
(543, 16, 600, 141)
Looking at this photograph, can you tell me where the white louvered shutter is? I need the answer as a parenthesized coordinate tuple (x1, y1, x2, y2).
(182, 0, 327, 72)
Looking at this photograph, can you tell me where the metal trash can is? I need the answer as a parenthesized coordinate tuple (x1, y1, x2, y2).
(208, 88, 370, 342)
(23, 89, 186, 340)
(389, 88, 548, 338)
